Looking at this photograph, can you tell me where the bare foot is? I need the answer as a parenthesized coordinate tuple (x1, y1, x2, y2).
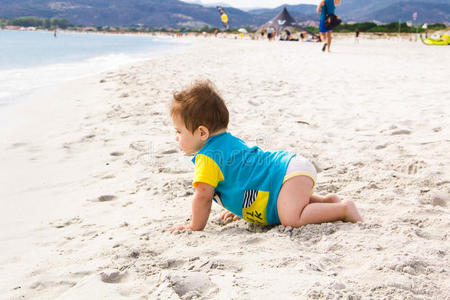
(324, 193, 340, 203)
(342, 200, 363, 223)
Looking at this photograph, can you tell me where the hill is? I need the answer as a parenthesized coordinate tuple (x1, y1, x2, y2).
(0, 0, 449, 28)
(367, 2, 450, 24)
(252, 1, 450, 24)
(0, 0, 256, 28)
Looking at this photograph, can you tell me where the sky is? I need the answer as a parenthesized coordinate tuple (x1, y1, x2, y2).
(181, 1, 318, 9)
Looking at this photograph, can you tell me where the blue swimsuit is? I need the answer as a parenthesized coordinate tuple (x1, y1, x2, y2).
(192, 132, 294, 225)
(319, 0, 336, 33)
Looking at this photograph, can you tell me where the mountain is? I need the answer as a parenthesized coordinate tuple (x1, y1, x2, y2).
(248, 4, 317, 23)
(334, 0, 450, 23)
(0, 0, 257, 28)
(250, 1, 450, 24)
(364, 2, 450, 24)
(0, 0, 449, 28)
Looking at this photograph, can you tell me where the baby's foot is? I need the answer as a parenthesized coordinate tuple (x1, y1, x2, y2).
(342, 200, 363, 223)
(325, 193, 341, 203)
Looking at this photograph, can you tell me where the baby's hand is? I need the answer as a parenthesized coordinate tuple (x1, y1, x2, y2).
(170, 224, 192, 233)
(220, 211, 240, 222)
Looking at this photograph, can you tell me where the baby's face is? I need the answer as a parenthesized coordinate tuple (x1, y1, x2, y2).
(172, 114, 204, 155)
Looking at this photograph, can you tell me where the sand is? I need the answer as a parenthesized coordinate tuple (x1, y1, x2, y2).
(0, 36, 449, 299)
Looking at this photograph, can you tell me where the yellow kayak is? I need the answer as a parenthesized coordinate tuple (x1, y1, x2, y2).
(421, 34, 450, 46)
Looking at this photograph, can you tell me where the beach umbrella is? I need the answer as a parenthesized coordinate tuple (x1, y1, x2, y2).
(238, 28, 248, 34)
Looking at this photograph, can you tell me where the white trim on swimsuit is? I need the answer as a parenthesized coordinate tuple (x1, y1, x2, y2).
(283, 155, 317, 188)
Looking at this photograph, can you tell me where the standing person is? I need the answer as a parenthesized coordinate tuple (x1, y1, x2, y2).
(260, 26, 265, 39)
(317, 0, 341, 52)
(267, 27, 274, 41)
(355, 28, 360, 44)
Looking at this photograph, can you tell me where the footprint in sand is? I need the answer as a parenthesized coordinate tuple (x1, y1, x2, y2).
(164, 272, 216, 299)
(431, 191, 448, 207)
(405, 160, 426, 175)
(98, 195, 116, 202)
(158, 167, 191, 174)
(81, 134, 96, 142)
(187, 258, 242, 273)
(162, 179, 193, 197)
(8, 142, 27, 149)
(386, 256, 429, 276)
(161, 149, 178, 155)
(110, 151, 124, 157)
(375, 143, 388, 150)
(100, 269, 128, 283)
(129, 141, 148, 152)
(391, 129, 412, 135)
(86, 195, 117, 202)
(51, 216, 82, 229)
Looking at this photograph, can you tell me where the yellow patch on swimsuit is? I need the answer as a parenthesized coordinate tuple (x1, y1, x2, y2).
(193, 154, 224, 188)
(242, 190, 269, 225)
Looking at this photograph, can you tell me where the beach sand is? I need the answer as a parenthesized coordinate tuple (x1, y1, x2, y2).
(1, 37, 449, 299)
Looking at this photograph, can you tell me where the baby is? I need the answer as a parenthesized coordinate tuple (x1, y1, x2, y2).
(170, 80, 362, 232)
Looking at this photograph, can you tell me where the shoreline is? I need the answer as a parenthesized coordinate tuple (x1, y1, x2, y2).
(1, 37, 449, 299)
(0, 31, 190, 110)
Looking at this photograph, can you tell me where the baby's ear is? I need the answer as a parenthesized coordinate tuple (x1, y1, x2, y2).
(198, 126, 210, 140)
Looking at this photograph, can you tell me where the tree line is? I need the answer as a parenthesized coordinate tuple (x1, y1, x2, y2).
(332, 22, 447, 33)
(1, 16, 447, 34)
(0, 17, 70, 29)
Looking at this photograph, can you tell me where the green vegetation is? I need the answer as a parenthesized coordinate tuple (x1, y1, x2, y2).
(0, 16, 70, 29)
(334, 22, 447, 33)
(1, 16, 447, 35)
(277, 22, 447, 35)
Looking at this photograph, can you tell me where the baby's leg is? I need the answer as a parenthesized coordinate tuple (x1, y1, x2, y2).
(277, 176, 363, 227)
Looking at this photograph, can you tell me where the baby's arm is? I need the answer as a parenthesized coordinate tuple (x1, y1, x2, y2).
(170, 182, 214, 232)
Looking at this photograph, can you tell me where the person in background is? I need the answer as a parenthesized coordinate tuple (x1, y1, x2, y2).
(355, 28, 360, 44)
(317, 0, 341, 52)
(267, 27, 274, 41)
(260, 26, 265, 39)
(285, 29, 291, 40)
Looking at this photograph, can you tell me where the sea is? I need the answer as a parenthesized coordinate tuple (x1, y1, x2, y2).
(0, 30, 183, 107)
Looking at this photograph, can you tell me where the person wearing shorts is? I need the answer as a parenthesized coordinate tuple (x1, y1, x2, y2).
(317, 0, 341, 52)
(267, 27, 274, 41)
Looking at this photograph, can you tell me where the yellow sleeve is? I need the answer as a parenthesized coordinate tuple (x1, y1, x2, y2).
(193, 154, 224, 188)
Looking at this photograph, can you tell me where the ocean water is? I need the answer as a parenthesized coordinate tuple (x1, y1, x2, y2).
(0, 30, 182, 107)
